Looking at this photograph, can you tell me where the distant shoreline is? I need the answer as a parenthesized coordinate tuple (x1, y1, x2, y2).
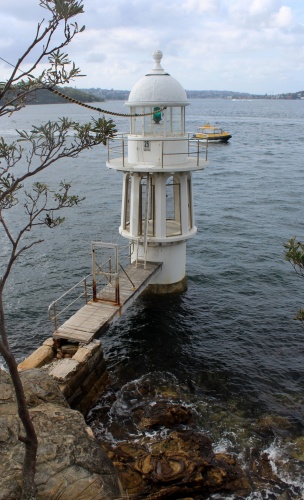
(81, 88, 304, 101)
(2, 86, 302, 106)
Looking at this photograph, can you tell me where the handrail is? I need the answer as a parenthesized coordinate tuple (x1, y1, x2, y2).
(48, 273, 93, 332)
(48, 241, 135, 332)
(92, 241, 119, 304)
(107, 134, 208, 168)
(119, 263, 136, 288)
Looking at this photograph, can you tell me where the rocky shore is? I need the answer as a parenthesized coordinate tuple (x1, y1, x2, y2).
(0, 367, 123, 499)
(88, 373, 304, 499)
(1, 362, 252, 499)
(1, 339, 303, 499)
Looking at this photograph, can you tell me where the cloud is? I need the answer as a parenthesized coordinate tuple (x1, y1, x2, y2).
(181, 0, 220, 14)
(249, 0, 278, 17)
(0, 0, 42, 20)
(227, 0, 290, 29)
(271, 5, 293, 28)
(0, 0, 304, 94)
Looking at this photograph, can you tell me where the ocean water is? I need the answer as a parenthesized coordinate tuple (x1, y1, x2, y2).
(1, 99, 304, 497)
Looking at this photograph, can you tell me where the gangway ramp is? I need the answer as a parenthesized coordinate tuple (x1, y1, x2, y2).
(52, 261, 162, 344)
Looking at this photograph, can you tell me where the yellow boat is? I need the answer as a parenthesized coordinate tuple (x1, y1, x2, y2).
(193, 123, 232, 143)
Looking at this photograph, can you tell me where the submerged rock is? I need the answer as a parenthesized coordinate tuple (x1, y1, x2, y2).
(254, 415, 292, 434)
(133, 401, 193, 429)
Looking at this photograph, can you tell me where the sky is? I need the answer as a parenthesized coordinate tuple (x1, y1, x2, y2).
(0, 0, 304, 95)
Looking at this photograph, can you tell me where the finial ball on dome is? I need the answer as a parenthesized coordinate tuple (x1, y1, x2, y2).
(153, 50, 163, 63)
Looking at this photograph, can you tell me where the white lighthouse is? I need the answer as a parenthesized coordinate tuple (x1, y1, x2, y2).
(106, 51, 208, 293)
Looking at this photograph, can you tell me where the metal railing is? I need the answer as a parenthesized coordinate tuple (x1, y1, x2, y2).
(188, 133, 209, 163)
(107, 133, 127, 166)
(107, 134, 208, 168)
(48, 242, 135, 332)
(48, 274, 93, 332)
(92, 241, 120, 304)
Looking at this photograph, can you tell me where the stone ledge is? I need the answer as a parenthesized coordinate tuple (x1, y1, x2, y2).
(72, 340, 101, 364)
(43, 337, 55, 347)
(18, 345, 54, 371)
(48, 359, 80, 382)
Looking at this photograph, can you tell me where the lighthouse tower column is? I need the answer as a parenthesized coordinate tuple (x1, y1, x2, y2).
(107, 51, 208, 293)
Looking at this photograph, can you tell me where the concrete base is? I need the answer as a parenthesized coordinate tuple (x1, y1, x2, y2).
(145, 276, 187, 294)
(132, 241, 187, 286)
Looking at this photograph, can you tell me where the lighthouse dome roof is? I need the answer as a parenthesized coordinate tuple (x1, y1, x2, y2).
(126, 51, 189, 107)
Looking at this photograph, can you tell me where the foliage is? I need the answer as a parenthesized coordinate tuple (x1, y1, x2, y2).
(0, 1, 86, 115)
(0, 116, 117, 272)
(0, 1, 117, 498)
(284, 237, 304, 321)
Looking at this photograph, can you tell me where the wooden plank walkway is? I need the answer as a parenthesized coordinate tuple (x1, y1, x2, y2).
(54, 261, 162, 344)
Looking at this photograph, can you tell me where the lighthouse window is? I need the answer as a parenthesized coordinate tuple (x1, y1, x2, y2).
(170, 107, 184, 135)
(166, 176, 182, 236)
(132, 107, 152, 135)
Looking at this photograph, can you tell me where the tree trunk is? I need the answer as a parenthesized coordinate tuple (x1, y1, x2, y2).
(0, 289, 38, 499)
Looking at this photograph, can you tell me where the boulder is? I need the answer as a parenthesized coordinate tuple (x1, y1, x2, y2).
(0, 368, 123, 499)
(106, 429, 250, 498)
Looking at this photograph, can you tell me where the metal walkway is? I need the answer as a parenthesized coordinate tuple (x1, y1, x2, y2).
(53, 261, 162, 344)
